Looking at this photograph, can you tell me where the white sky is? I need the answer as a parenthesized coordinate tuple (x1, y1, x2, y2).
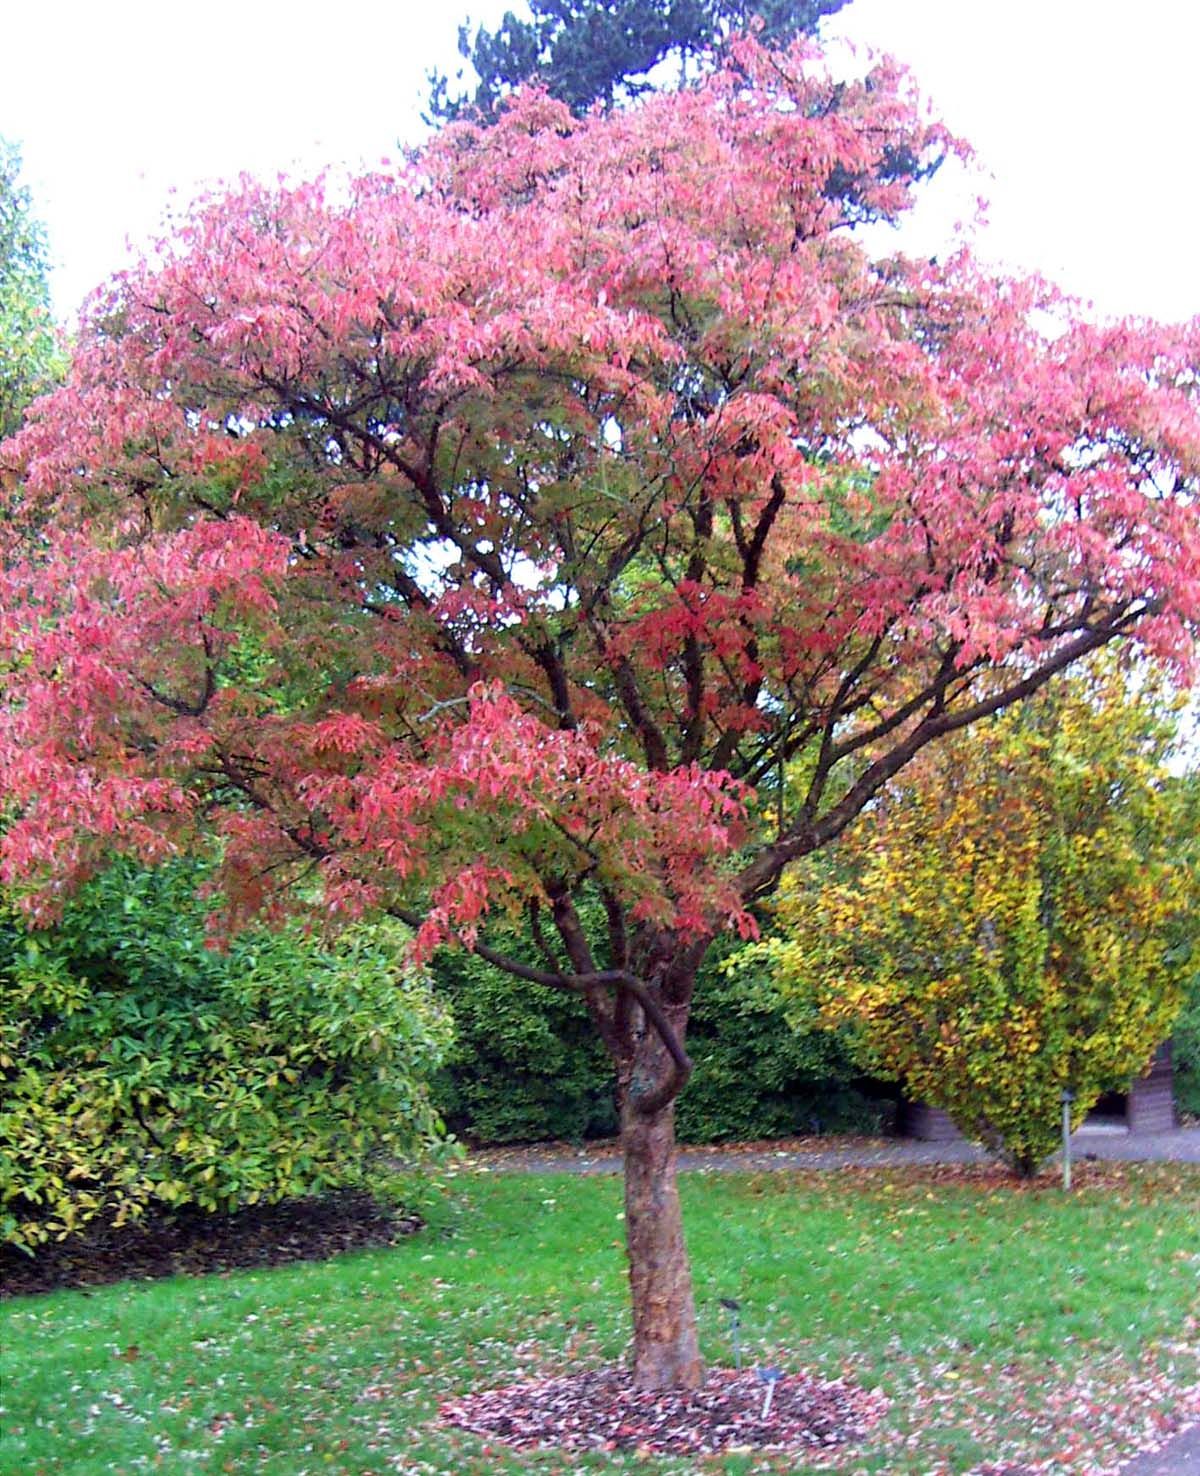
(2, 0, 1197, 325)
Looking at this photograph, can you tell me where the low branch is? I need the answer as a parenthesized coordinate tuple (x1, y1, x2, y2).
(528, 899, 564, 975)
(131, 1096, 166, 1150)
(388, 898, 691, 1113)
(600, 885, 629, 971)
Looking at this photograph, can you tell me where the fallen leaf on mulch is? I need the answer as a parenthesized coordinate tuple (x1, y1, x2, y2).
(439, 1364, 886, 1454)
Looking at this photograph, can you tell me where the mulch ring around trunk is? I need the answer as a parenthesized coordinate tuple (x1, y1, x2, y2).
(0, 1191, 421, 1299)
(439, 1364, 887, 1456)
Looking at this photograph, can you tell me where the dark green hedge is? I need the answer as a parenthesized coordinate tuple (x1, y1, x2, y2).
(429, 951, 616, 1145)
(430, 934, 881, 1144)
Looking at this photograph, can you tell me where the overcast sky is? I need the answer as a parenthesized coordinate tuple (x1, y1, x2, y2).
(3, 1, 1197, 325)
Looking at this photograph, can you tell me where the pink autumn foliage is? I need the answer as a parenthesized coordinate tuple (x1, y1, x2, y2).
(1, 35, 1197, 951)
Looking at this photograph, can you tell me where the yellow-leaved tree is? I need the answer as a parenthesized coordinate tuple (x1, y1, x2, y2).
(762, 661, 1197, 1175)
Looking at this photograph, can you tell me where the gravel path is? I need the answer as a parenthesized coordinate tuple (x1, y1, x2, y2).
(465, 1124, 1200, 1175)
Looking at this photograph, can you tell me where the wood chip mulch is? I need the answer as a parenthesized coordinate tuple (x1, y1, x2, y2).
(0, 1191, 421, 1299)
(439, 1364, 887, 1455)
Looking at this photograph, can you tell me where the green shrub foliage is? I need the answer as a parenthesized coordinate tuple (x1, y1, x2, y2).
(432, 931, 874, 1144)
(0, 861, 450, 1251)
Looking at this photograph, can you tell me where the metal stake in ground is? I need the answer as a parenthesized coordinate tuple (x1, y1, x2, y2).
(757, 1366, 783, 1418)
(719, 1297, 742, 1370)
(1061, 1087, 1074, 1191)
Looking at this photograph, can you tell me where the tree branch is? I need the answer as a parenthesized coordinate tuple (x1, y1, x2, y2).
(735, 604, 1154, 903)
(388, 894, 691, 1113)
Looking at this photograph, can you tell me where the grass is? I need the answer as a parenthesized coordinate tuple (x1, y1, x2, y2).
(2, 1162, 1198, 1475)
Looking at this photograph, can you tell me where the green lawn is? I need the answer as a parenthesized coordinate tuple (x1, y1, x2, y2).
(2, 1163, 1198, 1475)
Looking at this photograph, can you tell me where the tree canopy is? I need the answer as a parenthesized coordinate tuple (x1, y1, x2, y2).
(427, 0, 852, 120)
(2, 37, 1197, 1386)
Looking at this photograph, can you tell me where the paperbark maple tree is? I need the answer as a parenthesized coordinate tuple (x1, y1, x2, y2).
(2, 38, 1198, 1388)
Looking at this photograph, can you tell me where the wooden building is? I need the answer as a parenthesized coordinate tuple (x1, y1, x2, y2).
(905, 1041, 1178, 1142)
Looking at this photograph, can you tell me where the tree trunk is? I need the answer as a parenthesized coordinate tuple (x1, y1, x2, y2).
(621, 1096, 704, 1389)
(1011, 1150, 1042, 1179)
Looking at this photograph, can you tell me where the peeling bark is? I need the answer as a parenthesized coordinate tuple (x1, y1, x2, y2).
(621, 1097, 704, 1390)
(612, 943, 706, 1389)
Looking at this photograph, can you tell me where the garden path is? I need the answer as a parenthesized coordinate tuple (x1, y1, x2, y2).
(464, 1124, 1200, 1175)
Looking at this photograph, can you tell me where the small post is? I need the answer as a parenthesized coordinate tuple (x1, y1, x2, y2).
(719, 1297, 742, 1371)
(1061, 1088, 1074, 1191)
